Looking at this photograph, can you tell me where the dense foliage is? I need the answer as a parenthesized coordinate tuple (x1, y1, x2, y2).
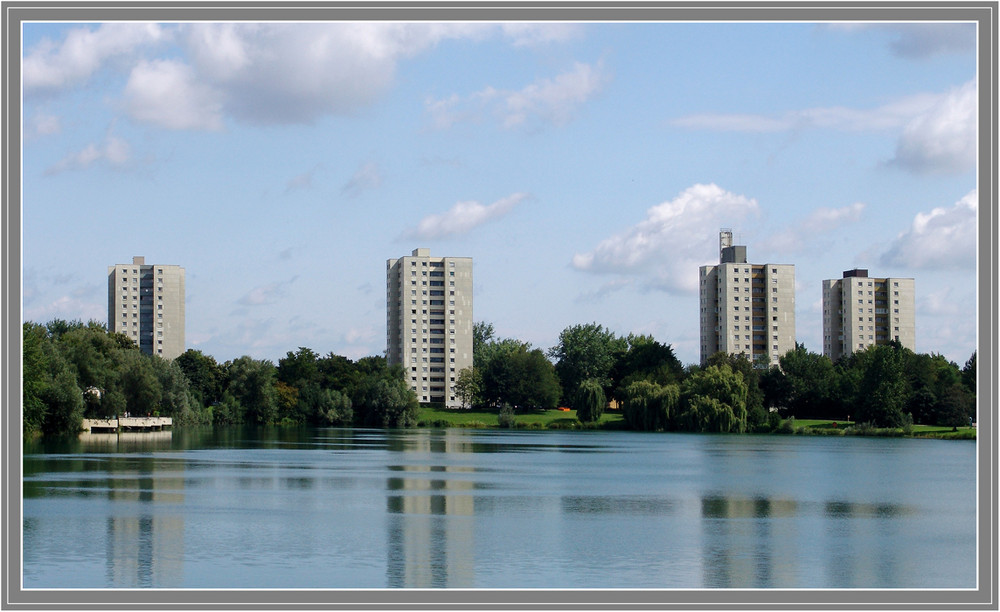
(23, 319, 977, 438)
(22, 320, 418, 437)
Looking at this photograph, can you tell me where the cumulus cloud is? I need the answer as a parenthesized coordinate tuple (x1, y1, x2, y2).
(25, 22, 584, 130)
(572, 183, 760, 293)
(341, 162, 382, 198)
(765, 202, 866, 253)
(405, 193, 529, 240)
(124, 59, 225, 130)
(45, 134, 131, 175)
(880, 189, 977, 269)
(427, 61, 610, 131)
(23, 23, 171, 93)
(888, 81, 976, 175)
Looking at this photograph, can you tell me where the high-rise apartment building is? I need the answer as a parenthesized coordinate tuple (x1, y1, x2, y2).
(387, 248, 473, 407)
(822, 269, 915, 362)
(699, 230, 796, 366)
(108, 256, 185, 359)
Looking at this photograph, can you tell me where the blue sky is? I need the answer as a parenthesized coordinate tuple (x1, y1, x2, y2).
(20, 20, 979, 367)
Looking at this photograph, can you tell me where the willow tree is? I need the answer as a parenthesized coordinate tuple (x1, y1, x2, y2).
(573, 378, 606, 423)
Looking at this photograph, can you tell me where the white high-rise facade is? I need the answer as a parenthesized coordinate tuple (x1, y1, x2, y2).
(387, 248, 473, 407)
(699, 230, 796, 366)
(108, 256, 185, 359)
(822, 269, 915, 362)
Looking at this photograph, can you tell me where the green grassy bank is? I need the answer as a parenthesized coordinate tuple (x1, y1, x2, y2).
(416, 408, 976, 439)
(417, 406, 625, 430)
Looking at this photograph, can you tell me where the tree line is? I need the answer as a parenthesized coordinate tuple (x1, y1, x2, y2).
(23, 319, 976, 438)
(22, 319, 419, 438)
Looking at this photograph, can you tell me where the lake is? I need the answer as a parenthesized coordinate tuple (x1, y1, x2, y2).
(22, 426, 977, 589)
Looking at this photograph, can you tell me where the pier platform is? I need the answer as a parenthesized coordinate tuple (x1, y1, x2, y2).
(81, 417, 173, 433)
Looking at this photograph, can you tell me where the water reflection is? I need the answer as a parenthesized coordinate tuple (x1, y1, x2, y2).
(384, 431, 477, 587)
(700, 495, 799, 588)
(385, 466, 476, 587)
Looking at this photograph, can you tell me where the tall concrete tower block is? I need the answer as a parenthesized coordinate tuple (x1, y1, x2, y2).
(387, 249, 473, 407)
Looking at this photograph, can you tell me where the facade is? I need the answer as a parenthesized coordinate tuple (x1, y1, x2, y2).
(699, 230, 796, 366)
(822, 269, 915, 362)
(386, 248, 473, 407)
(108, 256, 185, 359)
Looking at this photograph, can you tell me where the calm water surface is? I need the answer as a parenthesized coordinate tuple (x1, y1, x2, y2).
(22, 427, 976, 589)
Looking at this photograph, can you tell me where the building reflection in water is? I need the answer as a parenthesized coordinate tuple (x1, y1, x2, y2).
(385, 430, 477, 588)
(700, 495, 799, 588)
(700, 494, 911, 588)
(78, 432, 186, 588)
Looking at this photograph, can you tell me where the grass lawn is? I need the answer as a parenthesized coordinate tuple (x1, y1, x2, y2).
(791, 418, 976, 439)
(417, 406, 625, 430)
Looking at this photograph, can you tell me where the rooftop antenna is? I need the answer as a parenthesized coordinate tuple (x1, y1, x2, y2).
(719, 228, 733, 261)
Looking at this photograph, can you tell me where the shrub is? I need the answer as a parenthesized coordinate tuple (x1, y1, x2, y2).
(777, 416, 796, 434)
(498, 404, 517, 429)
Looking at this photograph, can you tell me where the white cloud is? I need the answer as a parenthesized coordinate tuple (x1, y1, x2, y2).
(889, 81, 976, 175)
(500, 23, 583, 47)
(826, 23, 976, 59)
(24, 294, 105, 324)
(671, 92, 942, 133)
(23, 23, 171, 93)
(238, 277, 299, 306)
(124, 59, 224, 131)
(427, 61, 610, 131)
(572, 183, 760, 293)
(285, 166, 320, 193)
(45, 134, 131, 175)
(880, 189, 977, 269)
(341, 162, 382, 198)
(406, 193, 529, 240)
(179, 22, 490, 126)
(26, 112, 62, 139)
(765, 202, 865, 253)
(26, 22, 584, 130)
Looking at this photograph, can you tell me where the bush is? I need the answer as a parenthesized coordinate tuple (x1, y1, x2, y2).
(498, 404, 517, 429)
(777, 416, 796, 434)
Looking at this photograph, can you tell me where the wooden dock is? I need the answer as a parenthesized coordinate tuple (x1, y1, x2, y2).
(81, 417, 172, 433)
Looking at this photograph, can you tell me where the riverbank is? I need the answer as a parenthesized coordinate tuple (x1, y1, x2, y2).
(416, 407, 976, 439)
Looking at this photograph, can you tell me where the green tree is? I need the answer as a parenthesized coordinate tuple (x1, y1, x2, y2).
(611, 334, 684, 403)
(118, 351, 162, 415)
(454, 367, 481, 409)
(40, 367, 84, 437)
(678, 364, 748, 433)
(313, 387, 354, 426)
(774, 344, 840, 420)
(22, 323, 50, 436)
(479, 338, 532, 408)
(848, 343, 908, 428)
(549, 323, 626, 401)
(620, 380, 679, 432)
(226, 357, 279, 425)
(354, 376, 419, 428)
(175, 349, 224, 407)
(962, 351, 976, 396)
(150, 355, 200, 421)
(706, 351, 768, 428)
(277, 347, 320, 388)
(212, 391, 245, 425)
(473, 321, 496, 367)
(573, 378, 606, 423)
